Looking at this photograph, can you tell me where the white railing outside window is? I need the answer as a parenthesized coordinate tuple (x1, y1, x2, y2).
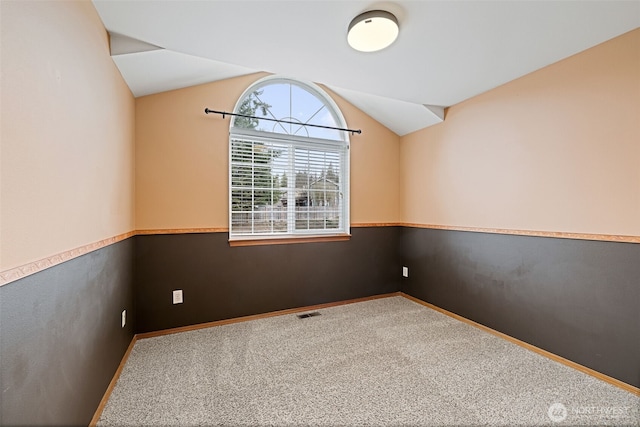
(229, 77, 350, 241)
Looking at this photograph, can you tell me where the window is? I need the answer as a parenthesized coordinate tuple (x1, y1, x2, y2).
(229, 77, 350, 242)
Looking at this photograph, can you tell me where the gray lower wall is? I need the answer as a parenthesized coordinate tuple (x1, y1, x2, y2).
(0, 239, 135, 427)
(400, 227, 640, 388)
(2, 225, 638, 426)
(134, 227, 401, 333)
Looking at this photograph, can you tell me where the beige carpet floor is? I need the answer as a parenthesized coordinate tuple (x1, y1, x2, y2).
(98, 296, 639, 426)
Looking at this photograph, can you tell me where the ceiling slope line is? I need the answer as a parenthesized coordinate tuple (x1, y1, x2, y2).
(109, 32, 164, 56)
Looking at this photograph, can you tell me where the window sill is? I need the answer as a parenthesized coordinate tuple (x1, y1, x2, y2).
(229, 234, 351, 247)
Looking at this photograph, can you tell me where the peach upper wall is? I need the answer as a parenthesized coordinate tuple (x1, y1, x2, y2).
(135, 74, 400, 230)
(400, 29, 640, 237)
(5, 2, 632, 275)
(0, 0, 136, 271)
(322, 86, 401, 225)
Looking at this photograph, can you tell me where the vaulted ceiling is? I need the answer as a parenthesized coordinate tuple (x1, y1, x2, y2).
(93, 1, 639, 136)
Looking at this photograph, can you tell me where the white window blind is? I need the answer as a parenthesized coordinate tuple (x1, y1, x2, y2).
(230, 131, 348, 239)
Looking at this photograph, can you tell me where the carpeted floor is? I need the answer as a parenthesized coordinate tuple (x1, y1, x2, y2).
(98, 296, 639, 426)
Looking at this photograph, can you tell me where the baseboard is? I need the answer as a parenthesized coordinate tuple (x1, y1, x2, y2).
(89, 335, 138, 426)
(399, 292, 640, 397)
(137, 292, 402, 339)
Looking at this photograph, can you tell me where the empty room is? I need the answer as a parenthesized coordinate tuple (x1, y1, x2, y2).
(1, 1, 639, 426)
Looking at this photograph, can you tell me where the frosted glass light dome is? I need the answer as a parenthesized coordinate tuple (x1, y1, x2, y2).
(347, 10, 399, 52)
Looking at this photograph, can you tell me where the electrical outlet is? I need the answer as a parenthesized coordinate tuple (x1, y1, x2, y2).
(172, 290, 183, 304)
(121, 309, 126, 328)
(402, 266, 409, 278)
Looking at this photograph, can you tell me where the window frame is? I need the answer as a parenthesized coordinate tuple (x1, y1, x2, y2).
(228, 77, 350, 244)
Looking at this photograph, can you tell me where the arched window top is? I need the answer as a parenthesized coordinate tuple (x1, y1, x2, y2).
(232, 76, 348, 142)
(229, 76, 350, 241)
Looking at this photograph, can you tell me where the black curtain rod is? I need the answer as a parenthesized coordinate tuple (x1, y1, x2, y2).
(204, 108, 362, 135)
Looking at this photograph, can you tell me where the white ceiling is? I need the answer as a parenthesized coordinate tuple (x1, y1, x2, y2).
(93, 0, 639, 136)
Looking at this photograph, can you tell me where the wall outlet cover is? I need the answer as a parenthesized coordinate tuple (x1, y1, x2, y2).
(172, 290, 183, 304)
(121, 309, 126, 328)
(402, 266, 409, 278)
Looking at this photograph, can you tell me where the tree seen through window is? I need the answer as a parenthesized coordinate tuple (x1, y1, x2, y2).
(229, 77, 349, 238)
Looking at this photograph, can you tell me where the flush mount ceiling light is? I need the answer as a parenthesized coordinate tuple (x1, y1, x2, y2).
(347, 10, 399, 52)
